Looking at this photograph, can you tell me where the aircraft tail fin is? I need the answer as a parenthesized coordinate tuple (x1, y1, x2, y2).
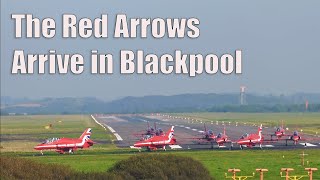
(167, 126, 174, 140)
(80, 128, 92, 141)
(258, 124, 262, 138)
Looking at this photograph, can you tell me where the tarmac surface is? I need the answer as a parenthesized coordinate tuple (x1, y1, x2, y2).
(94, 114, 320, 151)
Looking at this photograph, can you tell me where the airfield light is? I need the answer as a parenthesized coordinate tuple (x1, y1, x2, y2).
(305, 168, 318, 180)
(225, 169, 254, 180)
(280, 168, 311, 180)
(299, 151, 308, 166)
(280, 168, 294, 180)
(256, 169, 268, 180)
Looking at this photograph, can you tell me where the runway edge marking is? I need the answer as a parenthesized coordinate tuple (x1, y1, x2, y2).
(169, 145, 182, 149)
(91, 115, 123, 141)
(300, 143, 317, 147)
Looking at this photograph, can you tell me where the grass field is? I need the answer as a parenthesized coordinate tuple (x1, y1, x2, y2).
(3, 149, 320, 179)
(0, 115, 116, 152)
(171, 112, 320, 135)
(1, 113, 320, 179)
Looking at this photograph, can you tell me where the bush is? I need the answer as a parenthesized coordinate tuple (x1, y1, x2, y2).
(0, 156, 123, 180)
(109, 154, 213, 180)
(1, 155, 212, 180)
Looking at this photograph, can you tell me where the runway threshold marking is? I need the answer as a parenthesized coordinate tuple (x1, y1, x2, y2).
(300, 143, 317, 147)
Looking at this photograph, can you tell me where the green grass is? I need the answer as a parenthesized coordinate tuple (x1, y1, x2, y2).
(0, 115, 116, 152)
(171, 112, 320, 135)
(3, 149, 319, 180)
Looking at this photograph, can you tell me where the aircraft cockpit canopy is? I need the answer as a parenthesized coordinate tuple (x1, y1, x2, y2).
(217, 133, 222, 138)
(208, 130, 214, 135)
(293, 131, 298, 136)
(241, 133, 249, 139)
(155, 128, 163, 136)
(43, 137, 60, 144)
(276, 128, 281, 132)
(144, 135, 152, 140)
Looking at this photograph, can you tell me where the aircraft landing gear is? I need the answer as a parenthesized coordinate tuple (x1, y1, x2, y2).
(259, 144, 262, 149)
(229, 143, 233, 151)
(68, 149, 74, 154)
(240, 145, 243, 150)
(40, 150, 43, 155)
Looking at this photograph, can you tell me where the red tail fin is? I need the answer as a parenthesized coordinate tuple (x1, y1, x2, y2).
(258, 124, 262, 138)
(167, 126, 174, 140)
(79, 128, 92, 140)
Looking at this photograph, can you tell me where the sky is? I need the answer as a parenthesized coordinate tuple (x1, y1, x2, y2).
(1, 1, 320, 100)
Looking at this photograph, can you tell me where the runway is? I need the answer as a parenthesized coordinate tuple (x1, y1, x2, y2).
(93, 114, 320, 151)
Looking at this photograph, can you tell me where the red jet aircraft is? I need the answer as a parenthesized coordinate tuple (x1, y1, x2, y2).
(133, 126, 176, 151)
(215, 126, 230, 148)
(285, 130, 303, 146)
(271, 120, 286, 140)
(237, 125, 263, 149)
(34, 128, 94, 154)
(196, 123, 216, 143)
(133, 122, 164, 139)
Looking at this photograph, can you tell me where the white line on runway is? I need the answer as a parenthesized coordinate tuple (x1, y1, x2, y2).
(169, 145, 182, 149)
(130, 146, 141, 149)
(106, 126, 116, 133)
(300, 143, 317, 147)
(192, 129, 198, 131)
(91, 115, 123, 141)
(114, 133, 123, 141)
(263, 145, 274, 147)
